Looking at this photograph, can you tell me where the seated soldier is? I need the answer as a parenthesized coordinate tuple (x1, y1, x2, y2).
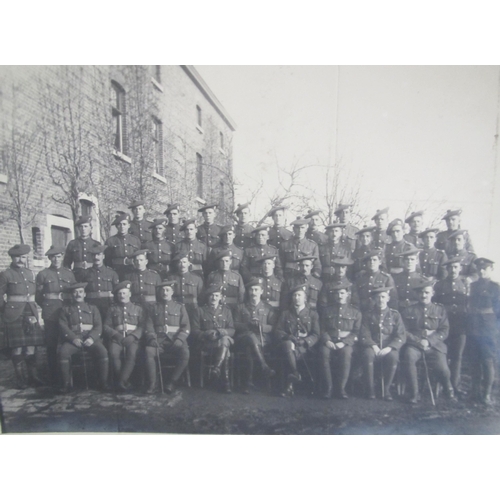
(359, 286, 406, 400)
(319, 281, 361, 399)
(234, 277, 277, 394)
(103, 281, 145, 391)
(144, 280, 191, 394)
(191, 285, 235, 393)
(274, 284, 320, 397)
(58, 282, 109, 393)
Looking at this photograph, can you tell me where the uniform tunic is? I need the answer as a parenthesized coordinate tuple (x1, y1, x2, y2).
(63, 237, 101, 280)
(359, 307, 406, 351)
(419, 247, 447, 280)
(280, 237, 321, 279)
(268, 226, 292, 250)
(318, 240, 352, 281)
(353, 270, 398, 312)
(306, 229, 328, 246)
(274, 306, 320, 353)
(320, 303, 361, 346)
(436, 229, 474, 257)
(173, 238, 209, 276)
(103, 302, 144, 343)
(206, 270, 245, 308)
(341, 223, 360, 252)
(282, 274, 322, 310)
(404, 232, 424, 249)
(104, 233, 142, 279)
(164, 223, 182, 246)
(241, 244, 282, 282)
(434, 275, 469, 336)
(233, 300, 276, 345)
(234, 223, 255, 249)
(384, 240, 416, 275)
(129, 218, 153, 244)
(257, 274, 283, 310)
(372, 229, 392, 251)
(393, 271, 422, 312)
(207, 243, 243, 274)
(191, 304, 235, 347)
(166, 271, 204, 310)
(123, 268, 161, 306)
(82, 265, 119, 319)
(196, 222, 222, 248)
(145, 300, 191, 345)
(144, 238, 173, 278)
(317, 278, 354, 312)
(35, 266, 75, 322)
(447, 249, 478, 282)
(59, 302, 102, 343)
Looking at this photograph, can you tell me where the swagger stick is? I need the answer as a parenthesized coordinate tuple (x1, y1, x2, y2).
(422, 350, 436, 406)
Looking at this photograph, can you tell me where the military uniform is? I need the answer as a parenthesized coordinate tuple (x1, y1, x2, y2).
(123, 267, 161, 306)
(197, 222, 222, 248)
(372, 229, 392, 251)
(352, 244, 377, 278)
(280, 237, 321, 280)
(173, 238, 209, 277)
(317, 277, 354, 313)
(282, 274, 322, 310)
(257, 273, 284, 310)
(385, 240, 416, 275)
(104, 233, 141, 280)
(166, 270, 204, 320)
(306, 228, 328, 246)
(144, 238, 173, 279)
(419, 247, 447, 280)
(404, 232, 424, 249)
(393, 270, 422, 313)
(340, 223, 360, 252)
(241, 244, 282, 282)
(353, 270, 397, 312)
(318, 241, 352, 282)
(164, 222, 182, 245)
(129, 218, 153, 244)
(234, 223, 255, 249)
(447, 248, 478, 282)
(206, 269, 245, 311)
(436, 229, 474, 257)
(207, 243, 243, 274)
(83, 263, 119, 321)
(268, 225, 292, 249)
(64, 236, 101, 281)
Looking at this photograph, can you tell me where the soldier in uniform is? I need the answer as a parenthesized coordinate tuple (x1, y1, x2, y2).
(163, 203, 182, 245)
(58, 282, 109, 393)
(128, 200, 152, 244)
(233, 203, 254, 249)
(371, 207, 392, 251)
(318, 256, 354, 315)
(434, 256, 468, 395)
(304, 209, 328, 246)
(319, 281, 361, 399)
(335, 203, 360, 251)
(103, 281, 145, 391)
(35, 246, 76, 385)
(467, 258, 500, 405)
(418, 228, 448, 280)
(282, 255, 322, 311)
(280, 218, 321, 281)
(233, 277, 277, 393)
(207, 225, 243, 275)
(359, 286, 406, 400)
(352, 226, 377, 278)
(404, 211, 425, 248)
(446, 230, 478, 282)
(144, 280, 191, 394)
(254, 255, 283, 310)
(63, 216, 101, 281)
(143, 218, 173, 279)
(392, 249, 422, 315)
(436, 209, 475, 256)
(123, 249, 161, 307)
(191, 285, 235, 393)
(401, 279, 455, 404)
(240, 225, 282, 282)
(0, 244, 45, 389)
(104, 213, 141, 280)
(174, 218, 209, 278)
(319, 222, 352, 282)
(196, 203, 221, 248)
(274, 284, 320, 397)
(385, 218, 417, 275)
(267, 205, 292, 249)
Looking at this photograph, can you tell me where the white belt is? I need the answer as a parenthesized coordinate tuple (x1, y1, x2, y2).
(8, 295, 35, 302)
(115, 324, 138, 332)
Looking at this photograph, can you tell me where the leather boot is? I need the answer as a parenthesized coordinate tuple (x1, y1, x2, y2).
(26, 354, 45, 387)
(365, 360, 375, 399)
(221, 355, 231, 394)
(98, 358, 110, 391)
(12, 354, 28, 389)
(59, 360, 72, 393)
(211, 345, 228, 380)
(145, 355, 157, 394)
(254, 344, 275, 378)
(320, 351, 333, 399)
(241, 348, 254, 394)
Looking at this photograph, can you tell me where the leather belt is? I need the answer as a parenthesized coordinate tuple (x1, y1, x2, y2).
(8, 295, 35, 302)
(115, 324, 137, 332)
(43, 292, 67, 300)
(86, 291, 113, 298)
(72, 324, 93, 331)
(139, 295, 156, 302)
(158, 326, 181, 334)
(190, 264, 203, 271)
(389, 267, 403, 274)
(74, 261, 91, 269)
(112, 257, 133, 266)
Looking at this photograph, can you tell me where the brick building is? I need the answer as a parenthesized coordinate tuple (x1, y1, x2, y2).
(0, 65, 236, 270)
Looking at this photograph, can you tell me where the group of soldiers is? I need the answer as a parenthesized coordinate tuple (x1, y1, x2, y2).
(0, 200, 499, 405)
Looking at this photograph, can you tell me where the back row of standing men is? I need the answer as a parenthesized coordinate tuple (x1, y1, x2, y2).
(0, 200, 498, 404)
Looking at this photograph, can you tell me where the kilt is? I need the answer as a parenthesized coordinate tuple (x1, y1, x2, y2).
(5, 305, 45, 348)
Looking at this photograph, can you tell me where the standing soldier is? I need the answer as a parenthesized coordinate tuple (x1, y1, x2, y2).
(103, 281, 145, 391)
(207, 225, 243, 275)
(385, 219, 417, 275)
(0, 244, 45, 389)
(174, 218, 209, 278)
(318, 256, 355, 315)
(282, 255, 322, 311)
(434, 257, 469, 396)
(352, 226, 377, 278)
(63, 216, 101, 282)
(128, 200, 152, 245)
(371, 207, 392, 251)
(196, 203, 221, 248)
(392, 249, 422, 315)
(191, 285, 235, 393)
(418, 228, 448, 280)
(163, 203, 182, 245)
(234, 203, 254, 249)
(446, 230, 478, 283)
(304, 209, 328, 246)
(359, 286, 406, 400)
(254, 255, 283, 310)
(58, 282, 109, 393)
(144, 280, 191, 394)
(240, 225, 282, 282)
(123, 249, 161, 307)
(319, 281, 361, 399)
(275, 284, 320, 397)
(144, 218, 173, 279)
(404, 211, 425, 248)
(319, 222, 352, 282)
(104, 214, 141, 280)
(436, 209, 475, 256)
(468, 258, 500, 405)
(35, 246, 76, 385)
(233, 277, 277, 393)
(400, 279, 455, 404)
(335, 203, 360, 251)
(267, 206, 293, 249)
(280, 218, 321, 281)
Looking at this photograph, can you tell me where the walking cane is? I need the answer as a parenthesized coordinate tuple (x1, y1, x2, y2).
(422, 349, 436, 406)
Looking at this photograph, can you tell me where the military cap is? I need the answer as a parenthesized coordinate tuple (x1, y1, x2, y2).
(88, 244, 107, 255)
(304, 209, 322, 219)
(179, 218, 196, 231)
(171, 252, 190, 263)
(234, 203, 250, 214)
(398, 249, 420, 258)
(386, 218, 404, 234)
(370, 286, 393, 295)
(245, 277, 264, 289)
(443, 256, 463, 267)
(474, 257, 494, 268)
(331, 256, 354, 266)
(371, 207, 389, 220)
(214, 250, 233, 261)
(66, 282, 88, 292)
(128, 200, 145, 209)
(329, 280, 353, 291)
(267, 205, 287, 217)
(334, 203, 352, 215)
(418, 227, 440, 237)
(75, 215, 92, 226)
(289, 283, 308, 294)
(325, 222, 346, 230)
(8, 244, 31, 256)
(197, 203, 217, 212)
(131, 249, 149, 258)
(254, 255, 276, 263)
(412, 278, 437, 290)
(362, 250, 383, 261)
(204, 284, 222, 296)
(45, 245, 66, 257)
(218, 225, 235, 236)
(291, 218, 309, 226)
(157, 280, 177, 289)
(251, 224, 270, 234)
(114, 281, 132, 293)
(112, 213, 129, 226)
(442, 209, 462, 220)
(294, 254, 316, 263)
(148, 218, 167, 229)
(448, 229, 468, 239)
(355, 225, 376, 236)
(163, 203, 180, 214)
(405, 211, 424, 223)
